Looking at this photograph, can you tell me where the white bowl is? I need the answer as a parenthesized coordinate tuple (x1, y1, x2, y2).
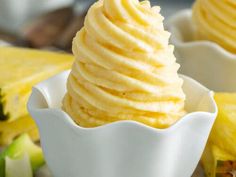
(166, 10, 236, 92)
(28, 71, 217, 177)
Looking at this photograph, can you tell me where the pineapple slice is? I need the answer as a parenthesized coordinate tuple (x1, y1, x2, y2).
(0, 115, 39, 146)
(202, 143, 236, 177)
(0, 47, 73, 121)
(210, 93, 236, 156)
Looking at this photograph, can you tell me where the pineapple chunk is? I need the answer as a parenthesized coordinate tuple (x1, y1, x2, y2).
(202, 143, 236, 177)
(0, 115, 39, 146)
(0, 134, 44, 176)
(210, 93, 236, 156)
(0, 47, 73, 121)
(5, 153, 33, 177)
(202, 93, 236, 177)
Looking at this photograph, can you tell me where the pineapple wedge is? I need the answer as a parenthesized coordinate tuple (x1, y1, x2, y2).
(0, 115, 39, 146)
(0, 47, 73, 121)
(202, 143, 236, 177)
(210, 93, 236, 156)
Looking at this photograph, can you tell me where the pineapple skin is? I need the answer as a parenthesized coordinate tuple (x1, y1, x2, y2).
(0, 47, 73, 121)
(201, 143, 236, 177)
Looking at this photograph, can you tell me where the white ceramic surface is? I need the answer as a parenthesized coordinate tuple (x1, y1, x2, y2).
(167, 10, 236, 92)
(28, 71, 217, 177)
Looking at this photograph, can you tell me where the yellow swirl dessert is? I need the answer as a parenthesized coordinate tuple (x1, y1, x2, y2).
(63, 0, 186, 128)
(192, 0, 236, 53)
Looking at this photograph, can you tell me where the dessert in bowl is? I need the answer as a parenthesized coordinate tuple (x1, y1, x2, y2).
(28, 71, 217, 177)
(167, 0, 236, 92)
(28, 0, 217, 177)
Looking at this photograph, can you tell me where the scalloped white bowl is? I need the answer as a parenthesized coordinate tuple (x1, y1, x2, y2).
(28, 71, 217, 177)
(167, 10, 236, 92)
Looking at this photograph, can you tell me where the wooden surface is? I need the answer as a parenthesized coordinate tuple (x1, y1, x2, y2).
(193, 164, 205, 177)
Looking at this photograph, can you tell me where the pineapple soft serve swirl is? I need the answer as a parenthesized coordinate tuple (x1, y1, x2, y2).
(63, 0, 186, 128)
(193, 0, 236, 53)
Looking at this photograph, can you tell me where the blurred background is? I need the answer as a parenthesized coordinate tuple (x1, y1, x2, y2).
(0, 0, 194, 51)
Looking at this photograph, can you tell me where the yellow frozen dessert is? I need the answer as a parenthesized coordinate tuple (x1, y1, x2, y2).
(63, 0, 186, 128)
(192, 0, 236, 53)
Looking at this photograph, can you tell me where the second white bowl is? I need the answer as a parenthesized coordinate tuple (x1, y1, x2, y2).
(167, 10, 236, 92)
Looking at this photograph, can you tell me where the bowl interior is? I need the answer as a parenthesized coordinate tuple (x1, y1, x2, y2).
(167, 10, 195, 43)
